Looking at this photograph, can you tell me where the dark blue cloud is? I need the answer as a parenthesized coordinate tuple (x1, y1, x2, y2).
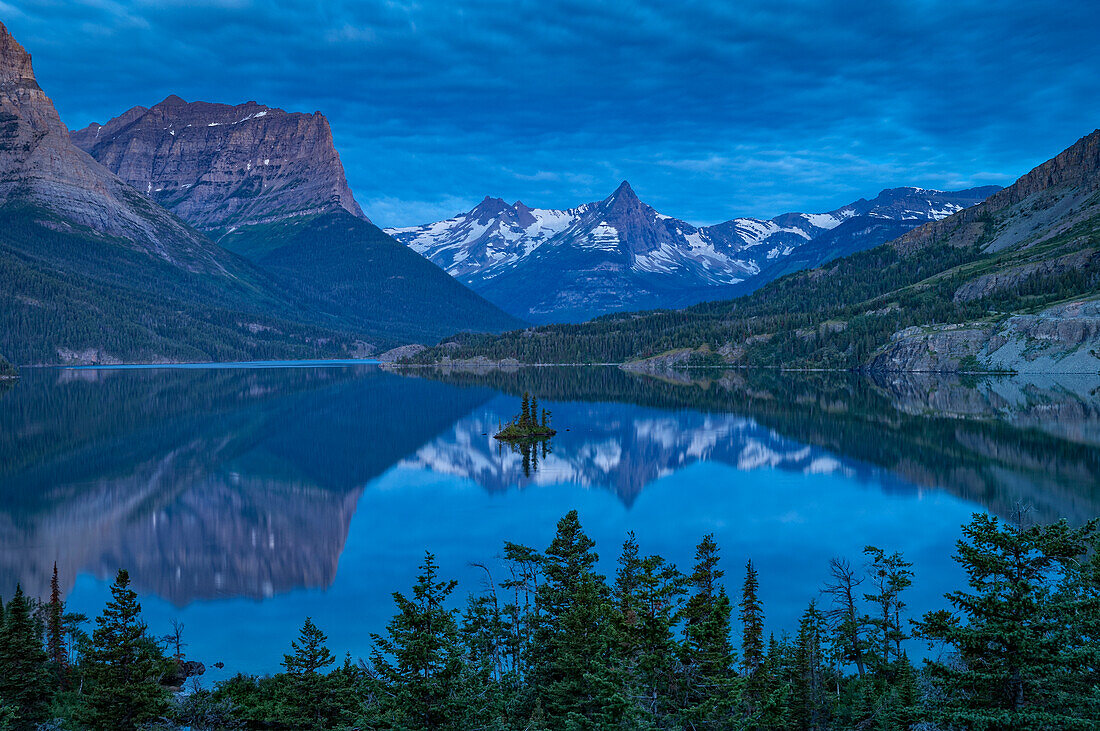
(5, 0, 1099, 226)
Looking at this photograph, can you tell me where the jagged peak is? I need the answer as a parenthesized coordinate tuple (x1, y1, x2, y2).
(0, 21, 39, 90)
(158, 94, 188, 107)
(611, 180, 637, 200)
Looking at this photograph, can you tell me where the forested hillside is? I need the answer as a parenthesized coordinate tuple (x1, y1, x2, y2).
(217, 210, 523, 345)
(0, 205, 369, 364)
(411, 130, 1100, 371)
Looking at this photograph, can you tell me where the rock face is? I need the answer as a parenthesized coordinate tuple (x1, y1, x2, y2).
(388, 181, 997, 322)
(0, 22, 225, 263)
(868, 299, 1100, 373)
(73, 96, 366, 232)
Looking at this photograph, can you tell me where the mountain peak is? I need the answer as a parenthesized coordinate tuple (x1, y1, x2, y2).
(472, 196, 510, 220)
(612, 180, 637, 199)
(0, 21, 36, 90)
(72, 96, 368, 230)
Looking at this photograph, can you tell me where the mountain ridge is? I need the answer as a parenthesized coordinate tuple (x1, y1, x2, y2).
(387, 181, 998, 322)
(405, 128, 1100, 373)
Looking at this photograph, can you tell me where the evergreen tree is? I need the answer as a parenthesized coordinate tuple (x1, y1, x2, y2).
(521, 392, 531, 426)
(680, 534, 736, 727)
(532, 511, 624, 728)
(46, 563, 66, 688)
(915, 513, 1100, 730)
(79, 569, 169, 731)
(612, 533, 685, 726)
(368, 552, 465, 728)
(0, 586, 51, 730)
(279, 617, 337, 729)
(792, 602, 830, 731)
(861, 546, 912, 678)
(740, 560, 765, 678)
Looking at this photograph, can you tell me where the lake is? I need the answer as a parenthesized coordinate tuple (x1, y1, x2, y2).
(0, 364, 1097, 682)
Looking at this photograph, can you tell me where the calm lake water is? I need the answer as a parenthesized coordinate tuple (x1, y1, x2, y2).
(0, 364, 1097, 681)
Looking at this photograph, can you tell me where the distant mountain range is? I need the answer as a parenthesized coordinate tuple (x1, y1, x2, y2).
(388, 182, 999, 322)
(412, 128, 1100, 372)
(0, 22, 517, 364)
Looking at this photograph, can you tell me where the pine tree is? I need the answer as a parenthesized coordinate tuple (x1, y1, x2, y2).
(680, 534, 736, 727)
(915, 513, 1099, 729)
(612, 533, 685, 726)
(0, 586, 51, 730)
(283, 617, 335, 675)
(521, 392, 531, 426)
(46, 563, 66, 688)
(740, 560, 765, 677)
(279, 617, 336, 729)
(368, 552, 465, 728)
(79, 569, 169, 731)
(532, 511, 624, 728)
(792, 602, 829, 731)
(861, 546, 912, 678)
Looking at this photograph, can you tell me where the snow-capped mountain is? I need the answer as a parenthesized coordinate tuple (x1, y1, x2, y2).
(387, 183, 999, 322)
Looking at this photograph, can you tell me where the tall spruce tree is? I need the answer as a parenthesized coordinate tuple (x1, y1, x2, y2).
(368, 552, 465, 728)
(740, 560, 765, 677)
(915, 513, 1100, 730)
(612, 533, 685, 726)
(792, 602, 830, 731)
(0, 586, 51, 730)
(46, 563, 66, 688)
(680, 534, 736, 727)
(279, 617, 337, 729)
(532, 511, 624, 728)
(79, 569, 169, 731)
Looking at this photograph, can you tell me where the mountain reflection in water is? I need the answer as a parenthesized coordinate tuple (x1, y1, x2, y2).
(0, 364, 1096, 674)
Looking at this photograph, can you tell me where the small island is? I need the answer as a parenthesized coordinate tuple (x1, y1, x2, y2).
(494, 391, 556, 441)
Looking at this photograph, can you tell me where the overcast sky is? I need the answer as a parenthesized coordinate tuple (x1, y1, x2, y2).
(5, 0, 1099, 227)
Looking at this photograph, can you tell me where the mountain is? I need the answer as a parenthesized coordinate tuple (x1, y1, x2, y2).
(0, 21, 375, 365)
(71, 96, 366, 233)
(387, 181, 997, 322)
(74, 96, 522, 342)
(409, 129, 1100, 373)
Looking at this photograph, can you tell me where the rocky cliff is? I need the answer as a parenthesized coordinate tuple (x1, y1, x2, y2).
(0, 22, 226, 263)
(73, 96, 366, 232)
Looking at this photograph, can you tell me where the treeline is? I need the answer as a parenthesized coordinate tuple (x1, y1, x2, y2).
(1, 512, 1097, 730)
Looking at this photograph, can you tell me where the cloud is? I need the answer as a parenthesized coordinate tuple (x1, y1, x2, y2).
(6, 1, 1100, 227)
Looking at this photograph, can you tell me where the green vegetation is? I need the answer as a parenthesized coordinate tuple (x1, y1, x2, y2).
(494, 391, 556, 441)
(0, 204, 518, 365)
(2, 511, 1097, 729)
(218, 210, 523, 345)
(0, 204, 363, 365)
(0, 355, 14, 378)
(410, 191, 1100, 369)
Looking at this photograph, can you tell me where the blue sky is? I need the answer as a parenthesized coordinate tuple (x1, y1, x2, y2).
(5, 0, 1100, 227)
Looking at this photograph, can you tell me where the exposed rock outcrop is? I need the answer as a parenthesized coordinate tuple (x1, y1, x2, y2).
(73, 96, 366, 232)
(868, 299, 1100, 373)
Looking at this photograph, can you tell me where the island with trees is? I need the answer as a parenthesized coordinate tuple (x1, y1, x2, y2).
(494, 391, 556, 442)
